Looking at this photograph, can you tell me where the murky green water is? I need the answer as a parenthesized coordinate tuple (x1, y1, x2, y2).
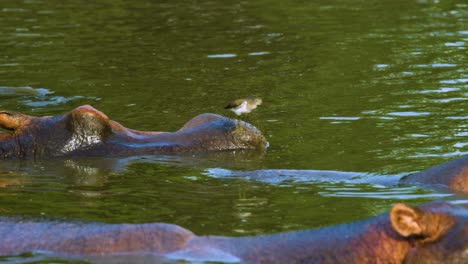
(0, 0, 467, 262)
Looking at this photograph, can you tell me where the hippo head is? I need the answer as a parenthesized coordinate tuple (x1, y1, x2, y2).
(0, 105, 113, 159)
(390, 203, 468, 263)
(0, 105, 268, 159)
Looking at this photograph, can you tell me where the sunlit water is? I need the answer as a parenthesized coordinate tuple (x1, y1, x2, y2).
(0, 0, 467, 262)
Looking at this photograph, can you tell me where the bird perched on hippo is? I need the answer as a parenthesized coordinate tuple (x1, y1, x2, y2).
(225, 96, 262, 116)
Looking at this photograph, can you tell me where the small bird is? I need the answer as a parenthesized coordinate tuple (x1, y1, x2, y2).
(225, 97, 262, 116)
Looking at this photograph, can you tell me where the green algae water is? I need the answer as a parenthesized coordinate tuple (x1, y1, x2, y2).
(0, 0, 467, 262)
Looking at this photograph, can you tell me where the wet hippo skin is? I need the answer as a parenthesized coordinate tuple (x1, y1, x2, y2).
(0, 202, 466, 263)
(0, 105, 268, 159)
(401, 155, 468, 194)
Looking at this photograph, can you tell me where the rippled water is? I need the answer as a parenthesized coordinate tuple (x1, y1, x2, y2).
(0, 0, 467, 262)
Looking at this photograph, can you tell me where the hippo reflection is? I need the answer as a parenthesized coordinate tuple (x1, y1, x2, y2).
(0, 105, 268, 159)
(0, 202, 466, 263)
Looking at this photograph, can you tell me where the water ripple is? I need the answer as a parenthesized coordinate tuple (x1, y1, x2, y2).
(248, 51, 270, 56)
(418, 87, 460, 94)
(207, 53, 237, 58)
(0, 86, 98, 107)
(440, 78, 468, 84)
(319, 116, 360, 121)
(319, 187, 452, 200)
(387, 111, 431, 117)
(0, 86, 51, 97)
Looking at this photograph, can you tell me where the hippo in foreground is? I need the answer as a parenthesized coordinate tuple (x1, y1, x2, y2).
(0, 105, 268, 159)
(0, 202, 466, 263)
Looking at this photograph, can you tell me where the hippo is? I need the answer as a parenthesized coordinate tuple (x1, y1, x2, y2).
(205, 154, 468, 195)
(401, 155, 468, 194)
(0, 202, 466, 263)
(0, 105, 268, 159)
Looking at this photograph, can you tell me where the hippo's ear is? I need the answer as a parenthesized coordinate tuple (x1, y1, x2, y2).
(390, 203, 425, 237)
(66, 105, 112, 138)
(0, 111, 22, 130)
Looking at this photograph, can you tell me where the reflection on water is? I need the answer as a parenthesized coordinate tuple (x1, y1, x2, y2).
(318, 186, 452, 200)
(205, 168, 375, 184)
(20, 95, 96, 107)
(0, 86, 99, 110)
(232, 194, 269, 234)
(0, 154, 251, 194)
(0, 86, 51, 97)
(2, 155, 460, 227)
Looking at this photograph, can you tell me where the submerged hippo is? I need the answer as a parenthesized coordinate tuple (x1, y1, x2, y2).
(0, 105, 268, 159)
(401, 155, 468, 194)
(0, 202, 466, 263)
(206, 154, 468, 195)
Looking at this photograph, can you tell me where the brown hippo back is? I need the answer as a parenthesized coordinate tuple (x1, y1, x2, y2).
(401, 156, 468, 194)
(0, 202, 466, 263)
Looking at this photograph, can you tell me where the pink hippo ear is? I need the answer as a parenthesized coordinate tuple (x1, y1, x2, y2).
(66, 105, 112, 138)
(0, 111, 25, 130)
(390, 203, 425, 237)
